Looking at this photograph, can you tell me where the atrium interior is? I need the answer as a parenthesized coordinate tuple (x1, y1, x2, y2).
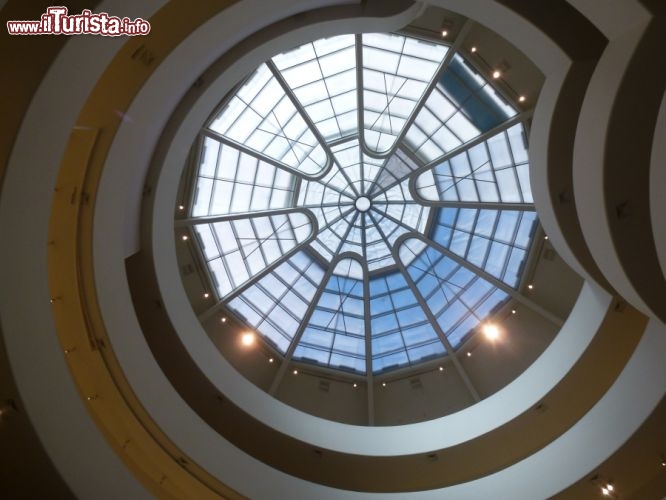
(1, 1, 665, 498)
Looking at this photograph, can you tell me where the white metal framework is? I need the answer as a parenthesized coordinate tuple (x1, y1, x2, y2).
(186, 31, 537, 379)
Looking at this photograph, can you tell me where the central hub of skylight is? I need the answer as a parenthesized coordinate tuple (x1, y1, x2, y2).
(355, 196, 371, 212)
(293, 140, 429, 270)
(187, 32, 538, 376)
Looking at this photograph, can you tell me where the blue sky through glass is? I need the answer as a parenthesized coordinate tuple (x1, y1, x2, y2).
(189, 31, 537, 376)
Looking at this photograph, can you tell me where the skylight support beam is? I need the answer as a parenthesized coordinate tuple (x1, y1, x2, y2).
(362, 258, 375, 425)
(266, 60, 359, 197)
(315, 206, 356, 236)
(198, 227, 319, 322)
(355, 35, 366, 193)
(361, 19, 473, 176)
(416, 201, 535, 211)
(176, 207, 313, 227)
(268, 253, 356, 395)
(201, 129, 330, 181)
(405, 233, 564, 327)
(407, 111, 532, 183)
(368, 206, 424, 235)
(393, 251, 481, 403)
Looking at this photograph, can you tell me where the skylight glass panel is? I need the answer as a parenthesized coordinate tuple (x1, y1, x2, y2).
(192, 138, 296, 217)
(414, 123, 533, 204)
(229, 251, 324, 353)
(208, 63, 328, 176)
(293, 259, 365, 372)
(404, 84, 481, 162)
(431, 208, 537, 287)
(404, 55, 519, 163)
(330, 139, 384, 194)
(399, 238, 509, 348)
(367, 149, 419, 195)
(439, 54, 516, 132)
(362, 33, 448, 155)
(189, 32, 540, 379)
(370, 271, 445, 373)
(194, 212, 313, 298)
(273, 35, 358, 141)
(311, 207, 357, 260)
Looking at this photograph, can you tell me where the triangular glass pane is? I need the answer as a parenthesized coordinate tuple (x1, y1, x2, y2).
(362, 33, 448, 155)
(414, 123, 533, 204)
(228, 251, 325, 353)
(404, 54, 517, 163)
(330, 139, 384, 194)
(192, 138, 296, 217)
(273, 35, 358, 141)
(367, 149, 419, 195)
(370, 270, 445, 373)
(195, 212, 314, 298)
(429, 208, 537, 287)
(209, 63, 328, 176)
(293, 258, 366, 373)
(398, 238, 509, 348)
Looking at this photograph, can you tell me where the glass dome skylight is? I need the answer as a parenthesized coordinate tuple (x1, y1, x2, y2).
(188, 32, 536, 375)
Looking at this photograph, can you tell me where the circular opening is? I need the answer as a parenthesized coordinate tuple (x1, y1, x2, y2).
(174, 29, 551, 425)
(355, 196, 371, 212)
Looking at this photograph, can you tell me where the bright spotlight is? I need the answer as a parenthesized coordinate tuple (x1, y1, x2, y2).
(241, 332, 255, 347)
(482, 323, 500, 341)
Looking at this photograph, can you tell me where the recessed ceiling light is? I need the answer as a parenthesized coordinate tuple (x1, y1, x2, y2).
(467, 352, 472, 357)
(353, 383, 358, 388)
(178, 205, 184, 210)
(438, 366, 444, 371)
(221, 317, 227, 323)
(203, 292, 209, 298)
(519, 95, 526, 102)
(528, 284, 534, 290)
(181, 235, 188, 241)
(492, 70, 501, 79)
(482, 323, 500, 340)
(268, 357, 274, 363)
(544, 235, 549, 240)
(382, 382, 386, 387)
(511, 309, 516, 314)
(471, 46, 477, 53)
(441, 29, 448, 37)
(293, 369, 298, 375)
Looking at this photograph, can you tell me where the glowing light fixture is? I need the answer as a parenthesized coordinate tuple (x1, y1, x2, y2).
(241, 332, 255, 346)
(482, 323, 500, 340)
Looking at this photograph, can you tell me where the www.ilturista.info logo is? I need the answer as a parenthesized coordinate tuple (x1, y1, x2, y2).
(7, 7, 151, 36)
